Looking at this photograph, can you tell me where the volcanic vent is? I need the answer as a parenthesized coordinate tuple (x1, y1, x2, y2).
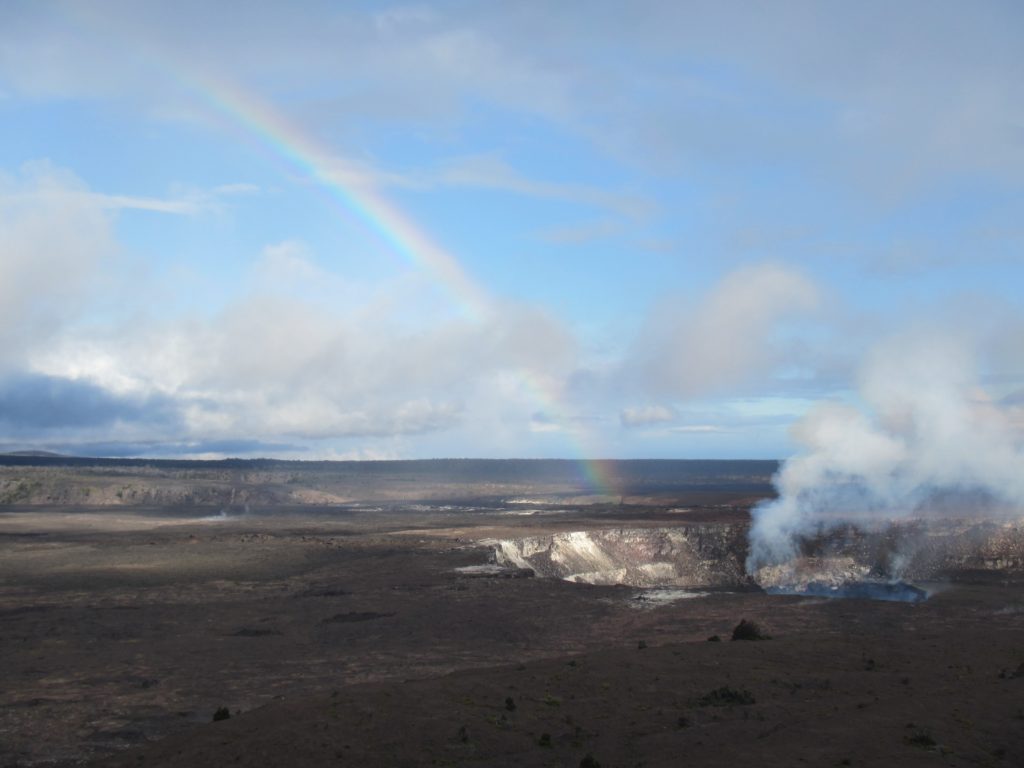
(487, 519, 1024, 599)
(748, 519, 1024, 601)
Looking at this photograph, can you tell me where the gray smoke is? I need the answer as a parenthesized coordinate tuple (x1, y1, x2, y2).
(747, 333, 1024, 574)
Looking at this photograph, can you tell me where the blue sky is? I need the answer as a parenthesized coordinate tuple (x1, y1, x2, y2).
(1, 1, 1023, 460)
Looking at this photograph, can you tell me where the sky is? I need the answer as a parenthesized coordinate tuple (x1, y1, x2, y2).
(1, 0, 1023, 461)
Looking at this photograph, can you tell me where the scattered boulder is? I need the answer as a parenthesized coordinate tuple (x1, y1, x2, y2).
(731, 619, 768, 641)
(321, 612, 394, 624)
(698, 686, 756, 707)
(231, 627, 280, 637)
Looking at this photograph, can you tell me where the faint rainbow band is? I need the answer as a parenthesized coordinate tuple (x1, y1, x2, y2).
(75, 20, 623, 496)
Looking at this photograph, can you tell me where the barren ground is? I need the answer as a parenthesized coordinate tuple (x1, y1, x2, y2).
(0, 461, 1022, 767)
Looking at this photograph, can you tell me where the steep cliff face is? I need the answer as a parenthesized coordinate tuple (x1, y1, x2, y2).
(0, 474, 282, 506)
(0, 467, 351, 506)
(489, 520, 1024, 590)
(489, 525, 750, 587)
(921, 520, 1024, 573)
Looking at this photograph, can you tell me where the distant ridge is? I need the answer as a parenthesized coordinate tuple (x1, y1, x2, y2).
(0, 455, 778, 468)
(0, 455, 779, 506)
(0, 454, 778, 491)
(0, 454, 779, 477)
(0, 450, 71, 458)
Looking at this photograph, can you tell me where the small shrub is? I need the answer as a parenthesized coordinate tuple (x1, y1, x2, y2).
(580, 754, 601, 768)
(538, 733, 552, 747)
(637, 640, 647, 650)
(731, 619, 767, 641)
(212, 706, 231, 722)
(998, 662, 1024, 679)
(707, 635, 721, 642)
(906, 729, 936, 749)
(505, 696, 517, 712)
(698, 686, 756, 707)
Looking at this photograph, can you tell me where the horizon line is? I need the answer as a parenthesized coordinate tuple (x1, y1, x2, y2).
(0, 452, 782, 464)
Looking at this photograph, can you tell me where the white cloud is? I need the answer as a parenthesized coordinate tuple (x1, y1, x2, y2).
(432, 154, 652, 219)
(0, 175, 259, 217)
(620, 405, 675, 428)
(0, 162, 117, 369)
(0, 159, 589, 452)
(668, 425, 724, 434)
(31, 249, 578, 444)
(253, 241, 330, 287)
(3, 0, 1022, 464)
(0, 2, 574, 125)
(5, 3, 1020, 205)
(628, 263, 821, 399)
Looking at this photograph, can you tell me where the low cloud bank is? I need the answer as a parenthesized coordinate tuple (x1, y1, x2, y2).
(0, 373, 179, 432)
(620, 405, 675, 428)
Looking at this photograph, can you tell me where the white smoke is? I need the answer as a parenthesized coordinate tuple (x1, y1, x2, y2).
(747, 332, 1024, 572)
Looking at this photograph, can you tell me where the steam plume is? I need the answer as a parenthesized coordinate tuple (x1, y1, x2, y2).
(748, 333, 1024, 573)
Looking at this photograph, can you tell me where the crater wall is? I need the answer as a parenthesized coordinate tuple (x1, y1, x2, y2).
(489, 525, 750, 587)
(489, 520, 1024, 589)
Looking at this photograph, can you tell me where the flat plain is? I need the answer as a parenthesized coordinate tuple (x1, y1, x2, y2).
(0, 459, 1022, 767)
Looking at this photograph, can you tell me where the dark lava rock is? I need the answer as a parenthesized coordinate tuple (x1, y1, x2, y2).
(731, 619, 767, 641)
(86, 728, 148, 744)
(999, 662, 1024, 679)
(502, 567, 535, 579)
(321, 611, 394, 623)
(298, 587, 351, 597)
(698, 686, 756, 707)
(231, 628, 281, 637)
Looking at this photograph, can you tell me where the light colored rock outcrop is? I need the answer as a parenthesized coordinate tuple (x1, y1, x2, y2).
(489, 525, 749, 587)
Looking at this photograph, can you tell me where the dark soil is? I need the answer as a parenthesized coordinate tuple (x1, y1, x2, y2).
(0, 489, 1021, 767)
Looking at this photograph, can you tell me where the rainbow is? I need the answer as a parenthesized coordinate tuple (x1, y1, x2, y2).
(185, 76, 620, 494)
(186, 76, 622, 496)
(513, 369, 620, 497)
(187, 74, 491, 321)
(64, 5, 623, 497)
